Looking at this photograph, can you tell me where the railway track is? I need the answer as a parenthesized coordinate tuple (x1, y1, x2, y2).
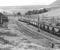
(16, 20, 60, 44)
(16, 21, 46, 39)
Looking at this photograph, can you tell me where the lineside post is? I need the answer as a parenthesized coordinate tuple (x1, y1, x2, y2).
(38, 14, 40, 32)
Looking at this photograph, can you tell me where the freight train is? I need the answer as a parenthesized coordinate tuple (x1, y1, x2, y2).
(18, 18, 60, 37)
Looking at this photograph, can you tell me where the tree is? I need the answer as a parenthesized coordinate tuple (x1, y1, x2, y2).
(43, 8, 48, 13)
(25, 8, 48, 15)
(17, 12, 21, 15)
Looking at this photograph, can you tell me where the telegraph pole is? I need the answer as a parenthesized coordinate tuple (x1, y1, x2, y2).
(38, 14, 40, 32)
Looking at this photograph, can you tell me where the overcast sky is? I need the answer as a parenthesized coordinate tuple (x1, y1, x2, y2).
(0, 0, 56, 6)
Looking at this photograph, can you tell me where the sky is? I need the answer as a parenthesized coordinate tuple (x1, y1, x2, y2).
(0, 0, 56, 6)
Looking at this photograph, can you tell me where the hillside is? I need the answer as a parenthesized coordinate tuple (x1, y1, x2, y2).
(50, 0, 60, 7)
(43, 0, 60, 17)
(43, 8, 60, 17)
